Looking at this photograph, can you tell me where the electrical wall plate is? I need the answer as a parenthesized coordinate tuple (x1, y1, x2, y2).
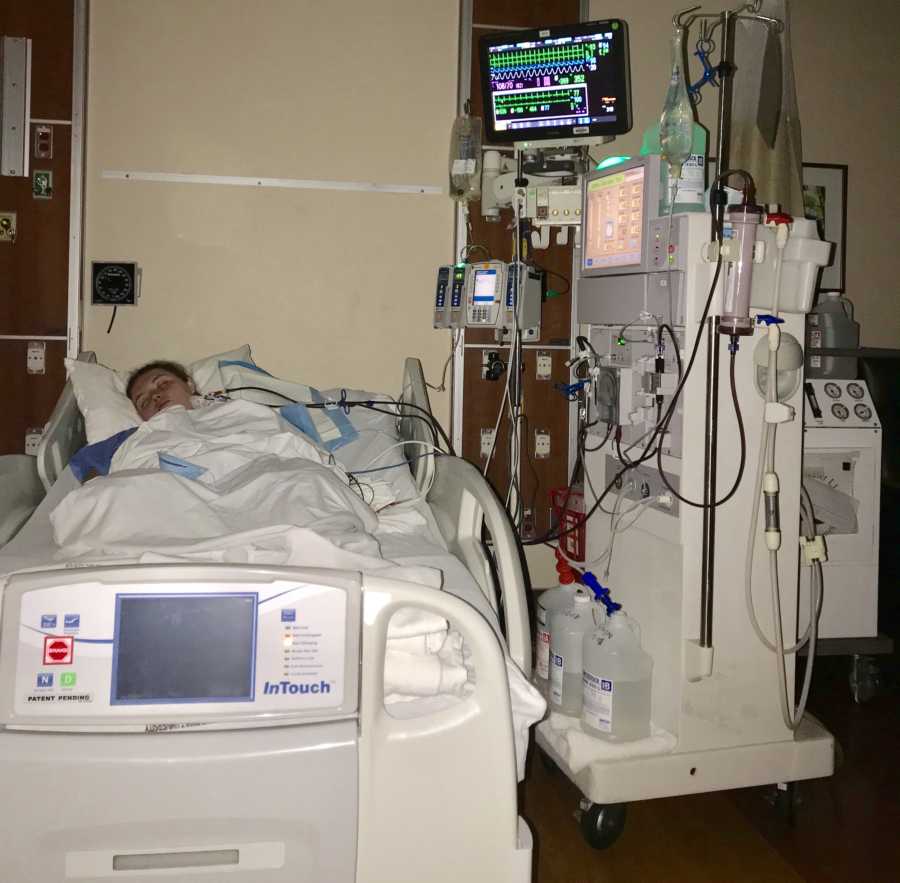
(32, 169, 52, 199)
(26, 340, 46, 374)
(33, 124, 52, 159)
(91, 261, 138, 305)
(0, 211, 16, 242)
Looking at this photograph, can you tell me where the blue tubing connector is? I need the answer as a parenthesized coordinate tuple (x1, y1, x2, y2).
(581, 570, 622, 615)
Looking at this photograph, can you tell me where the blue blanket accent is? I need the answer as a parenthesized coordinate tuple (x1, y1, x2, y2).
(279, 400, 357, 451)
(158, 452, 207, 480)
(218, 359, 271, 375)
(70, 428, 138, 482)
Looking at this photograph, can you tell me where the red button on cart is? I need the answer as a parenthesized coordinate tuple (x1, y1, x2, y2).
(43, 635, 74, 665)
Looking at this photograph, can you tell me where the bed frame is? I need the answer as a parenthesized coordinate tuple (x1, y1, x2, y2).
(35, 355, 532, 679)
(15, 354, 536, 881)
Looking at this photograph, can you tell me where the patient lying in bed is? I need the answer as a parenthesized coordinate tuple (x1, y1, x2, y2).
(127, 360, 201, 420)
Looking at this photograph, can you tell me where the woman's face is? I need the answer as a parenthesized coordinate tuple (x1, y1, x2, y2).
(129, 369, 195, 420)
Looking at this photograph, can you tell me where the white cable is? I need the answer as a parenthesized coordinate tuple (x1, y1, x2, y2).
(603, 496, 656, 579)
(742, 234, 820, 730)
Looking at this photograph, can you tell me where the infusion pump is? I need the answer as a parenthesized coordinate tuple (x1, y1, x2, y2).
(433, 260, 542, 338)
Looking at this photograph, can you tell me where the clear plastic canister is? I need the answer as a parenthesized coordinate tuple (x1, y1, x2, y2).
(718, 203, 763, 337)
(535, 581, 579, 694)
(549, 591, 604, 716)
(582, 611, 653, 741)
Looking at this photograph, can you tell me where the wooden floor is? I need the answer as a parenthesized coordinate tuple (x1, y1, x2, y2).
(521, 657, 900, 882)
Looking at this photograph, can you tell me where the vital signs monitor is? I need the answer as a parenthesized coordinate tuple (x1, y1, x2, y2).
(479, 20, 632, 146)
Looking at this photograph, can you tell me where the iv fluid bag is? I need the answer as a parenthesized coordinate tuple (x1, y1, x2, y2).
(449, 115, 482, 203)
(659, 26, 694, 177)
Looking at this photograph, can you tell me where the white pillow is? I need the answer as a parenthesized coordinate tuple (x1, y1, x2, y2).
(189, 345, 253, 393)
(64, 358, 139, 444)
(66, 345, 254, 444)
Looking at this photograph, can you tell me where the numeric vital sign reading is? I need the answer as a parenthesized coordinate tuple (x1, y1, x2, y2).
(481, 21, 631, 142)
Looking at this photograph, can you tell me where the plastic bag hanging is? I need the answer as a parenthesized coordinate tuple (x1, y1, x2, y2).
(659, 25, 694, 181)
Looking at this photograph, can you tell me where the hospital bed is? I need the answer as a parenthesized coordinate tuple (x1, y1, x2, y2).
(0, 355, 539, 882)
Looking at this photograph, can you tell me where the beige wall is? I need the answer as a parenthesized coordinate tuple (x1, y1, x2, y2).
(588, 0, 900, 347)
(83, 0, 459, 414)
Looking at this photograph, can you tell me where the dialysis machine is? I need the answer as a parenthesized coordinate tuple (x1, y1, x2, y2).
(535, 153, 836, 807)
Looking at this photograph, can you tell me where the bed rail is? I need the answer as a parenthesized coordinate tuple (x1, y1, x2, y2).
(400, 358, 531, 678)
(399, 357, 437, 496)
(35, 351, 93, 491)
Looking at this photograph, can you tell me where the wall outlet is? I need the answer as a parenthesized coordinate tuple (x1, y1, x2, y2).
(534, 429, 551, 459)
(32, 169, 52, 199)
(26, 340, 46, 374)
(33, 124, 53, 159)
(481, 350, 505, 381)
(536, 351, 552, 380)
(480, 427, 496, 459)
(521, 507, 535, 539)
(25, 427, 43, 456)
(0, 212, 17, 243)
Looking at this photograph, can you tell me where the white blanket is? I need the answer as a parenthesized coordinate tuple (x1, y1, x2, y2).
(43, 398, 546, 777)
(49, 400, 462, 691)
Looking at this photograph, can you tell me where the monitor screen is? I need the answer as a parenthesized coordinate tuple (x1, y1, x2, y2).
(112, 593, 257, 704)
(473, 268, 499, 302)
(479, 20, 632, 145)
(583, 163, 646, 271)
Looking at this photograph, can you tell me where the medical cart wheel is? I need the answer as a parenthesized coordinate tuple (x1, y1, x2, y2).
(578, 799, 627, 849)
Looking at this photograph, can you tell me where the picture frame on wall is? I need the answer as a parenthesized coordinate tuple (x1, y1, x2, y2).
(706, 159, 848, 293)
(801, 162, 847, 293)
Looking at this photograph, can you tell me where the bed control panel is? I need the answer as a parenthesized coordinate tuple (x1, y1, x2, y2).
(0, 567, 361, 731)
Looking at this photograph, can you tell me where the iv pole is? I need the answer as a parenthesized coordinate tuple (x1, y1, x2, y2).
(673, 2, 784, 660)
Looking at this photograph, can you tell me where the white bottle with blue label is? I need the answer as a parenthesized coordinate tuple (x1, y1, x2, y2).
(549, 591, 603, 716)
(582, 611, 653, 740)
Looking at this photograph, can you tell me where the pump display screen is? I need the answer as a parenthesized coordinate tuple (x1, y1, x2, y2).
(111, 594, 257, 704)
(583, 165, 645, 270)
(479, 20, 632, 144)
(473, 268, 499, 302)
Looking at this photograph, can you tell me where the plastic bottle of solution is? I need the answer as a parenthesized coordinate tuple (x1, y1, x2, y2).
(534, 569, 579, 696)
(582, 612, 653, 741)
(549, 591, 604, 716)
(640, 121, 708, 215)
(806, 292, 860, 379)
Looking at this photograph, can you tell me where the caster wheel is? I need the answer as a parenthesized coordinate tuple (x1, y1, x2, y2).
(579, 801, 627, 849)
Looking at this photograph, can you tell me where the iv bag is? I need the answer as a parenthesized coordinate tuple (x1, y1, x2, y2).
(659, 26, 694, 180)
(449, 114, 482, 202)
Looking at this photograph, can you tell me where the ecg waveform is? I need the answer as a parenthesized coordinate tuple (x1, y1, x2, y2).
(488, 42, 595, 73)
(493, 86, 586, 115)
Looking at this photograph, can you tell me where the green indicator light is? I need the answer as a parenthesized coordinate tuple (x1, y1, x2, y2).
(595, 155, 632, 170)
(612, 21, 619, 29)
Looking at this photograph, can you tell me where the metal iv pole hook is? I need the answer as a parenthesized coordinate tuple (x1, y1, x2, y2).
(674, 5, 702, 29)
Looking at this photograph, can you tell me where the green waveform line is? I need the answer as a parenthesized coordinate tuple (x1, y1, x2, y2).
(493, 87, 585, 109)
(489, 43, 595, 71)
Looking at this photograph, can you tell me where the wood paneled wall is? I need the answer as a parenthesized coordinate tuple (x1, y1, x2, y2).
(0, 1, 74, 454)
(461, 0, 580, 538)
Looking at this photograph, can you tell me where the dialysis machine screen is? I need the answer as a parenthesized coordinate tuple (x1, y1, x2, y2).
(479, 20, 632, 144)
(582, 162, 646, 272)
(112, 594, 257, 704)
